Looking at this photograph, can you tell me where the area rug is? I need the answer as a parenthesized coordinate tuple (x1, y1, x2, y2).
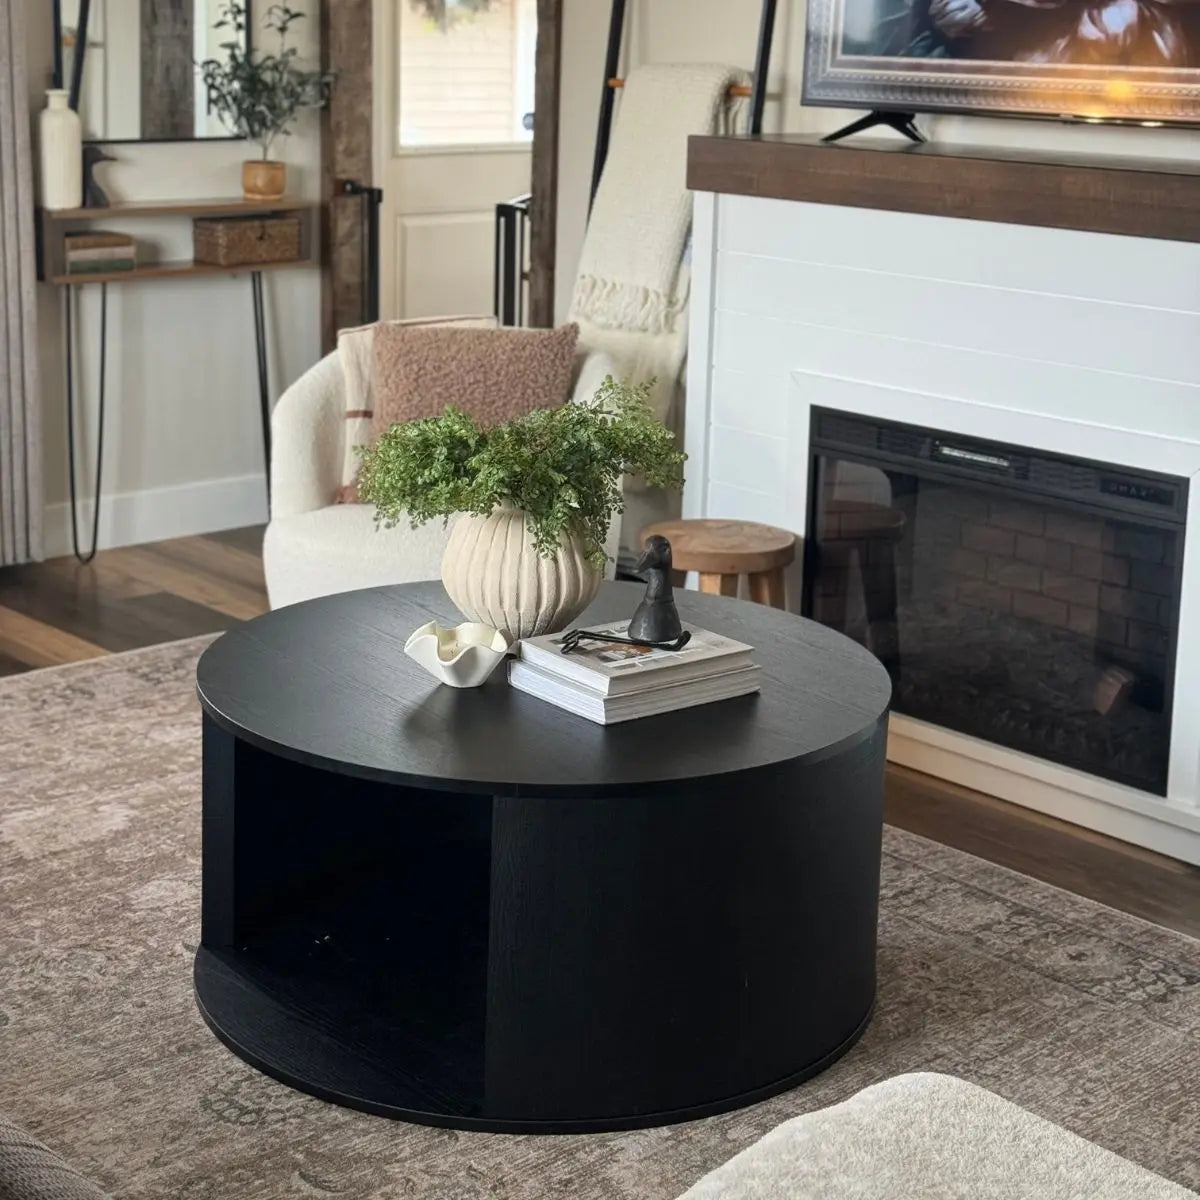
(1, 640, 1197, 1199)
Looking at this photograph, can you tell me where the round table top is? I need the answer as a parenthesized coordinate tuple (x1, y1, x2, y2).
(196, 581, 891, 797)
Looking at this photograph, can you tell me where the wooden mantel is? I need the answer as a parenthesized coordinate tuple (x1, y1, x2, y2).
(687, 134, 1200, 244)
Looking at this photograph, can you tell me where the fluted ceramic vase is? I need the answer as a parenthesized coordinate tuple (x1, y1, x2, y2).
(39, 90, 82, 210)
(441, 508, 601, 643)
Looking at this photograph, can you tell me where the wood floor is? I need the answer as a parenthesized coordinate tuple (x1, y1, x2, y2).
(0, 526, 267, 674)
(2, 526, 1198, 939)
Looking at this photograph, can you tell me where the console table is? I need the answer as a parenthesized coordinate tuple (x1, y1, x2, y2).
(37, 197, 317, 560)
(193, 580, 892, 1131)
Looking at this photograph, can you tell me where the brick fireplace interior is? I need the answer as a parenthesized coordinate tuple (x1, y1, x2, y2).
(803, 410, 1186, 796)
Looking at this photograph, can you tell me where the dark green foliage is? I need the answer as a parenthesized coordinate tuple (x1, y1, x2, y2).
(357, 378, 686, 568)
(408, 0, 495, 30)
(199, 4, 336, 159)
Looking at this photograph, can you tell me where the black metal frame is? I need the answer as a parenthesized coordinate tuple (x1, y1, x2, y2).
(749, 0, 779, 140)
(588, 0, 779, 208)
(802, 406, 1186, 797)
(589, 0, 628, 215)
(340, 180, 384, 325)
(53, 0, 251, 144)
(494, 194, 532, 327)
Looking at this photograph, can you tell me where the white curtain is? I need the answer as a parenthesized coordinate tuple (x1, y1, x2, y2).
(0, 0, 43, 565)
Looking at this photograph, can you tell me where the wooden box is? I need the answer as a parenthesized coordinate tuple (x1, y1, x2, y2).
(193, 215, 301, 267)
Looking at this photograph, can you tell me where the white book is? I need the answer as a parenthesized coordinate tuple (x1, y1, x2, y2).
(508, 660, 762, 725)
(517, 621, 754, 697)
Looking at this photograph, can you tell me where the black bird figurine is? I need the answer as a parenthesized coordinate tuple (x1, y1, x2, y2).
(629, 535, 683, 644)
(82, 146, 115, 208)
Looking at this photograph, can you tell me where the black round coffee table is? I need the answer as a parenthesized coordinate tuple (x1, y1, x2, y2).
(194, 581, 891, 1132)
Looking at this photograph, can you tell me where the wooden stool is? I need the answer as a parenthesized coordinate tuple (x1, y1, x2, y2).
(641, 519, 796, 609)
(815, 500, 905, 667)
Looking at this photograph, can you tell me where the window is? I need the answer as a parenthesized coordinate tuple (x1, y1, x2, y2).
(397, 0, 537, 149)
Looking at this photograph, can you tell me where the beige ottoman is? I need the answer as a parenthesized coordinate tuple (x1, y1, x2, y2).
(678, 1073, 1195, 1200)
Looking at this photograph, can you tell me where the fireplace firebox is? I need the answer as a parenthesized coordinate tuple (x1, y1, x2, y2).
(803, 410, 1187, 796)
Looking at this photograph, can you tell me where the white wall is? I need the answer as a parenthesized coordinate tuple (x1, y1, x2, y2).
(27, 0, 323, 557)
(555, 0, 1200, 323)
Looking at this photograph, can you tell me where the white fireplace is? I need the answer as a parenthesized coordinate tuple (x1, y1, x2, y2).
(684, 188, 1200, 864)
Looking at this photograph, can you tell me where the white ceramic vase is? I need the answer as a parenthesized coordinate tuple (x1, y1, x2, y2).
(442, 508, 601, 643)
(39, 90, 82, 211)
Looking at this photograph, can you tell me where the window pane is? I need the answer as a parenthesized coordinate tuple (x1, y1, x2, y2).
(397, 0, 537, 148)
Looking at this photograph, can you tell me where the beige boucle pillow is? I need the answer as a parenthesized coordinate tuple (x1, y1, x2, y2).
(371, 322, 580, 437)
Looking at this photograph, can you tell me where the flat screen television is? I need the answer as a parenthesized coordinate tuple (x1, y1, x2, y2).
(803, 0, 1200, 125)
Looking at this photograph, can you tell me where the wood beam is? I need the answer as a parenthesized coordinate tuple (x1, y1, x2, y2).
(141, 0, 193, 140)
(529, 0, 562, 328)
(321, 0, 374, 352)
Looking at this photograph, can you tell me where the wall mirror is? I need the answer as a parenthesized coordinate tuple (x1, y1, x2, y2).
(54, 0, 251, 143)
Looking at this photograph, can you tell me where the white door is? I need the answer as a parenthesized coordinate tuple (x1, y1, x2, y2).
(374, 0, 537, 321)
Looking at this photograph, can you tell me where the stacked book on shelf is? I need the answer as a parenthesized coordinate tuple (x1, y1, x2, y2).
(509, 622, 760, 724)
(64, 232, 136, 276)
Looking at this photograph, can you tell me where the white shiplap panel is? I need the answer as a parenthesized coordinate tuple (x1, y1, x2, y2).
(709, 425, 790, 496)
(717, 195, 1200, 314)
(706, 481, 789, 529)
(711, 310, 1200, 446)
(710, 367, 793, 439)
(714, 253, 1200, 387)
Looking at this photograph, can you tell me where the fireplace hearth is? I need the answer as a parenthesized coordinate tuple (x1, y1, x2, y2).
(803, 411, 1186, 796)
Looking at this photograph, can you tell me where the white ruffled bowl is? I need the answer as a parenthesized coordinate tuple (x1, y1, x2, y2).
(403, 621, 508, 688)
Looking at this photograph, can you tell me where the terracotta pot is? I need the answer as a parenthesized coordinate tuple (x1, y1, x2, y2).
(242, 160, 286, 201)
(441, 508, 601, 643)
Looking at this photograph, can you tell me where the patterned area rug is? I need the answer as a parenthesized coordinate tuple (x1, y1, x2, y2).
(1, 640, 1197, 1199)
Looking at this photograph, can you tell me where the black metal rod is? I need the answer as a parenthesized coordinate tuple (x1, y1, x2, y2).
(589, 0, 627, 212)
(339, 181, 384, 325)
(517, 202, 526, 327)
(501, 207, 518, 326)
(494, 195, 531, 326)
(65, 282, 107, 564)
(749, 0, 777, 136)
(68, 0, 91, 112)
(364, 188, 382, 324)
(493, 204, 503, 322)
(251, 272, 271, 491)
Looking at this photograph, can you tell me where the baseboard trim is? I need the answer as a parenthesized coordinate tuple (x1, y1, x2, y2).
(44, 474, 268, 559)
(889, 714, 1200, 866)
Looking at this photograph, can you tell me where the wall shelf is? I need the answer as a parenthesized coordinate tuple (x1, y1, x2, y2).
(45, 257, 315, 286)
(43, 196, 312, 220)
(37, 197, 319, 282)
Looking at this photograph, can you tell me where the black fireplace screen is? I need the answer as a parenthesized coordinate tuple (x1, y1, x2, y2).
(803, 410, 1187, 795)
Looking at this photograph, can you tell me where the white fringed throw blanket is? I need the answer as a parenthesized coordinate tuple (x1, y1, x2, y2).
(569, 63, 748, 426)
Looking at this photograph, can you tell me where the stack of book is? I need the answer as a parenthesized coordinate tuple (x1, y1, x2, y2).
(64, 233, 137, 276)
(509, 622, 760, 724)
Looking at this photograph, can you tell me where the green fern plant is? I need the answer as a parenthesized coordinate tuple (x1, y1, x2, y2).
(357, 378, 685, 569)
(199, 3, 335, 160)
(408, 0, 494, 30)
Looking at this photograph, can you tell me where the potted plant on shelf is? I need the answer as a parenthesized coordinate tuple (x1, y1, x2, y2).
(198, 3, 335, 201)
(357, 377, 686, 642)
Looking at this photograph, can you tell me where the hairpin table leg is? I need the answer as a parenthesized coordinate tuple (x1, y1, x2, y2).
(250, 271, 271, 492)
(64, 282, 108, 565)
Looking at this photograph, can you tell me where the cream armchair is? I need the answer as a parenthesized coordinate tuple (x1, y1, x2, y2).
(263, 346, 620, 609)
